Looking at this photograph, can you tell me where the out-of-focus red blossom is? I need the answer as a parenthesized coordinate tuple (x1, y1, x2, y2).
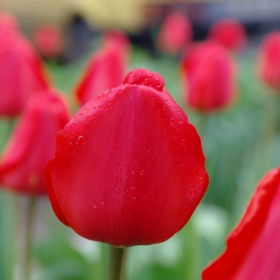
(258, 31, 280, 89)
(0, 89, 70, 195)
(74, 30, 130, 107)
(156, 12, 192, 55)
(33, 24, 63, 58)
(181, 41, 237, 112)
(45, 68, 209, 247)
(202, 167, 280, 280)
(0, 31, 50, 117)
(0, 12, 19, 38)
(102, 29, 130, 62)
(208, 18, 247, 52)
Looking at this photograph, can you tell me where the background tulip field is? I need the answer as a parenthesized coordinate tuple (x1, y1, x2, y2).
(1, 3, 280, 280)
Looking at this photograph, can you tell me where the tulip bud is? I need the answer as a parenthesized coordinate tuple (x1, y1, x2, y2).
(0, 89, 70, 195)
(33, 23, 63, 58)
(0, 12, 19, 38)
(0, 34, 50, 117)
(156, 12, 192, 55)
(258, 31, 280, 90)
(181, 41, 237, 112)
(208, 18, 247, 52)
(74, 30, 130, 107)
(45, 68, 209, 247)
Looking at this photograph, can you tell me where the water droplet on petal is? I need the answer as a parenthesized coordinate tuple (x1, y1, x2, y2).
(170, 118, 175, 125)
(188, 188, 195, 195)
(77, 135, 85, 144)
(140, 170, 145, 176)
(115, 188, 121, 194)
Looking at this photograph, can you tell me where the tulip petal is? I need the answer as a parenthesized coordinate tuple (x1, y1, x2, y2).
(45, 160, 69, 226)
(202, 167, 280, 280)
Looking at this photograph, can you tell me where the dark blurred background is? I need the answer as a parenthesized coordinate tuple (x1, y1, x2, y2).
(3, 0, 280, 61)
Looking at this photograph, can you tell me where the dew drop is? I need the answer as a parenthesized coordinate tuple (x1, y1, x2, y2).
(116, 167, 120, 172)
(70, 132, 75, 138)
(188, 188, 195, 195)
(115, 188, 121, 194)
(131, 186, 135, 191)
(184, 204, 189, 210)
(132, 197, 136, 201)
(77, 135, 85, 144)
(181, 139, 186, 146)
(170, 118, 175, 125)
(140, 170, 145, 176)
(198, 177, 203, 184)
(105, 89, 110, 93)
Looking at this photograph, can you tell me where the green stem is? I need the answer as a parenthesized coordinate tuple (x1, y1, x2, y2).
(107, 246, 126, 280)
(23, 196, 37, 280)
(182, 218, 200, 280)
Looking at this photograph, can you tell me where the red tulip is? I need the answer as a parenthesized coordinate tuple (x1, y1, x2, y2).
(181, 41, 237, 112)
(202, 167, 280, 280)
(156, 12, 192, 55)
(75, 31, 130, 107)
(45, 68, 209, 247)
(0, 12, 19, 38)
(208, 18, 247, 52)
(258, 31, 280, 89)
(33, 23, 63, 58)
(0, 34, 50, 117)
(0, 89, 70, 195)
(102, 29, 130, 62)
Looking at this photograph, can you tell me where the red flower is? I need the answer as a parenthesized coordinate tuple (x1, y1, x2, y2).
(0, 12, 19, 38)
(33, 23, 63, 58)
(0, 89, 70, 195)
(0, 33, 50, 117)
(258, 31, 280, 89)
(202, 167, 280, 280)
(45, 68, 209, 247)
(75, 30, 130, 107)
(181, 41, 237, 112)
(156, 12, 192, 55)
(208, 18, 247, 52)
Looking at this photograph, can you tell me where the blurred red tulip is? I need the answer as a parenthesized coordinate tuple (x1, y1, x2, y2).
(0, 89, 70, 195)
(181, 41, 237, 112)
(33, 23, 63, 58)
(258, 31, 280, 90)
(45, 68, 208, 247)
(75, 30, 130, 107)
(156, 12, 192, 55)
(0, 34, 50, 117)
(0, 12, 19, 38)
(202, 167, 280, 280)
(208, 18, 247, 52)
(102, 29, 130, 61)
